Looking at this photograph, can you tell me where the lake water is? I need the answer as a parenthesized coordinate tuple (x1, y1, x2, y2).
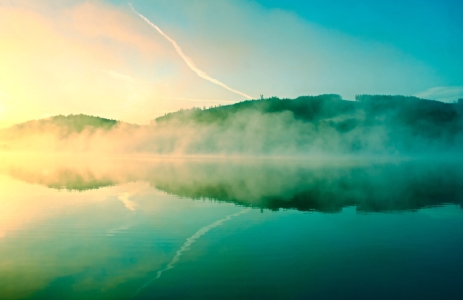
(0, 155, 462, 299)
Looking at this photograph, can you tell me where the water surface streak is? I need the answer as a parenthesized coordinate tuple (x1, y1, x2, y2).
(133, 208, 251, 297)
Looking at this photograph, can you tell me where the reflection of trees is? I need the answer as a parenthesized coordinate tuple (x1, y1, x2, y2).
(149, 160, 463, 213)
(4, 159, 463, 212)
(8, 168, 116, 191)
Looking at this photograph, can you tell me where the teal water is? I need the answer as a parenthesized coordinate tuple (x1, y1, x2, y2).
(0, 157, 462, 299)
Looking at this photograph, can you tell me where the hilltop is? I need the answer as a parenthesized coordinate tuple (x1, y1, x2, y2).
(1, 95, 462, 155)
(0, 114, 129, 152)
(8, 114, 120, 134)
(151, 94, 463, 154)
(155, 94, 462, 128)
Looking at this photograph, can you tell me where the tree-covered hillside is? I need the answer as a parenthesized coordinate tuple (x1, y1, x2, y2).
(151, 94, 463, 154)
(156, 94, 462, 129)
(1, 95, 462, 155)
(155, 94, 349, 124)
(0, 114, 126, 151)
(11, 114, 120, 135)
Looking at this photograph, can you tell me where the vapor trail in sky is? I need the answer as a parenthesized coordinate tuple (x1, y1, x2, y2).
(129, 3, 253, 99)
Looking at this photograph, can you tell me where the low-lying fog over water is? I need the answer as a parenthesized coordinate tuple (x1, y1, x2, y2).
(3, 0, 463, 298)
(0, 155, 462, 299)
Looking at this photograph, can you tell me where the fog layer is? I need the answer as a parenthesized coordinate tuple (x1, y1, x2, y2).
(2, 155, 461, 213)
(1, 95, 462, 156)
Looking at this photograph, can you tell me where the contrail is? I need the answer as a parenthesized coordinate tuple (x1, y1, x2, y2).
(167, 97, 236, 103)
(132, 208, 251, 298)
(129, 2, 253, 100)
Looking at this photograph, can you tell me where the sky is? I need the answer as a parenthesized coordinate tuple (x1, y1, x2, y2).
(0, 0, 462, 127)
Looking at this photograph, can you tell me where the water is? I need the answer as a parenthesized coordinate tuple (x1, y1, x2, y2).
(0, 155, 462, 299)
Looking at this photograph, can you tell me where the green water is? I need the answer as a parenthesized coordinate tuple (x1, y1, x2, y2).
(0, 157, 462, 299)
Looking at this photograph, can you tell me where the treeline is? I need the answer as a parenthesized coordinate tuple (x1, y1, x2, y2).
(155, 94, 462, 125)
(151, 94, 463, 154)
(5, 160, 462, 213)
(7, 114, 120, 136)
(2, 94, 462, 155)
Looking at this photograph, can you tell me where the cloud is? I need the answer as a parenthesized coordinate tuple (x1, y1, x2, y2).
(0, 92, 9, 114)
(68, 1, 175, 61)
(415, 86, 463, 103)
(105, 70, 137, 84)
(0, 2, 158, 126)
(118, 192, 137, 211)
(0, 1, 233, 127)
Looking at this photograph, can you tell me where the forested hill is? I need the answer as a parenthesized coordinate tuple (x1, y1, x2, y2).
(155, 94, 463, 126)
(1, 95, 462, 155)
(6, 114, 120, 135)
(151, 94, 463, 154)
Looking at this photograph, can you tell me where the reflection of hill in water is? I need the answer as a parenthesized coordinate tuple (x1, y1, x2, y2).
(148, 160, 463, 213)
(4, 158, 463, 212)
(8, 168, 117, 191)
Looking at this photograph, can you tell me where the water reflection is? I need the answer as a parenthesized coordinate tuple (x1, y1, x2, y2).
(0, 155, 463, 299)
(2, 155, 462, 213)
(0, 174, 243, 299)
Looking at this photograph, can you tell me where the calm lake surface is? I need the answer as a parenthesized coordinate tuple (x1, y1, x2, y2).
(0, 155, 462, 299)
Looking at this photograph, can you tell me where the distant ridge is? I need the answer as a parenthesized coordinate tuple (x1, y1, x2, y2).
(155, 94, 344, 124)
(1, 95, 462, 155)
(10, 114, 120, 134)
(154, 94, 461, 125)
(5, 94, 461, 129)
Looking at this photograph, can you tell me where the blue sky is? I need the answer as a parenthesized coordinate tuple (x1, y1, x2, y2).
(254, 0, 463, 84)
(120, 0, 463, 101)
(1, 0, 462, 127)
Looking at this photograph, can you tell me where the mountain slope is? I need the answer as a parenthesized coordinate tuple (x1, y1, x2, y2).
(151, 94, 463, 154)
(1, 95, 462, 155)
(9, 114, 120, 135)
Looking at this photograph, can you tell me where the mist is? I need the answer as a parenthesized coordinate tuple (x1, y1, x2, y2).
(1, 155, 462, 213)
(0, 95, 462, 157)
